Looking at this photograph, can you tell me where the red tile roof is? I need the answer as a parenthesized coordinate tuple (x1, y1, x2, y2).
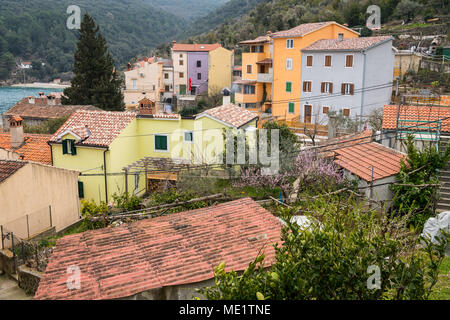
(0, 133, 52, 165)
(382, 105, 450, 133)
(334, 142, 406, 182)
(200, 104, 258, 128)
(4, 98, 99, 120)
(319, 130, 373, 157)
(172, 43, 221, 52)
(238, 35, 270, 45)
(0, 160, 26, 184)
(34, 198, 282, 300)
(272, 21, 356, 38)
(302, 36, 393, 51)
(49, 110, 136, 147)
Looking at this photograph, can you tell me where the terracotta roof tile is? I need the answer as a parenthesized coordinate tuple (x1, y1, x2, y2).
(272, 21, 336, 38)
(382, 105, 450, 133)
(34, 198, 282, 300)
(0, 160, 26, 183)
(302, 36, 392, 51)
(49, 110, 136, 147)
(200, 104, 258, 128)
(0, 133, 52, 165)
(172, 43, 221, 52)
(334, 142, 406, 182)
(319, 130, 373, 157)
(4, 98, 100, 120)
(238, 36, 270, 45)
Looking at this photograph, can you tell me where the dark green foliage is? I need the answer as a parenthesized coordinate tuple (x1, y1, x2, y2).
(23, 116, 69, 134)
(200, 197, 449, 300)
(80, 199, 109, 230)
(62, 14, 124, 110)
(146, 189, 208, 212)
(0, 52, 15, 80)
(390, 135, 450, 230)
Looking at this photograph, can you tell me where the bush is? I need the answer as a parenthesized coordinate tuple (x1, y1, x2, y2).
(112, 193, 142, 212)
(146, 188, 207, 212)
(200, 196, 449, 300)
(80, 199, 109, 230)
(23, 116, 69, 134)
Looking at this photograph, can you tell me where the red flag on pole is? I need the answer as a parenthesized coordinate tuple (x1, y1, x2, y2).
(188, 78, 192, 92)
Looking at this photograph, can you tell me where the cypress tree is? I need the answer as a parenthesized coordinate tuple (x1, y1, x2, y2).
(62, 13, 124, 111)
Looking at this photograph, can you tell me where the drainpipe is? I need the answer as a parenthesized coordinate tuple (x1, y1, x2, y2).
(360, 50, 367, 131)
(103, 148, 108, 203)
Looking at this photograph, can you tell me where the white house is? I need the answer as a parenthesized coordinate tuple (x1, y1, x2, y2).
(300, 36, 394, 126)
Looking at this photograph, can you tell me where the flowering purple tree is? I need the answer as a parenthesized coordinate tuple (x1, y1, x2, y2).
(234, 150, 343, 197)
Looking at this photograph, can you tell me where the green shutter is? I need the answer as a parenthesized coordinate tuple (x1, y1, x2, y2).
(62, 140, 68, 154)
(180, 85, 186, 95)
(289, 102, 295, 113)
(155, 135, 168, 150)
(286, 82, 292, 92)
(78, 181, 84, 198)
(70, 140, 77, 155)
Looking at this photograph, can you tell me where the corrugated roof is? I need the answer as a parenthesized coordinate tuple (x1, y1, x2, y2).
(49, 110, 136, 147)
(334, 142, 406, 182)
(302, 36, 393, 51)
(34, 198, 282, 300)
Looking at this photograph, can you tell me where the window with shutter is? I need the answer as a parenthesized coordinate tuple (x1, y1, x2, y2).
(322, 82, 332, 94)
(306, 56, 313, 67)
(62, 140, 68, 154)
(321, 82, 325, 93)
(346, 55, 353, 67)
(286, 58, 293, 70)
(197, 60, 201, 68)
(303, 81, 311, 92)
(323, 106, 329, 114)
(70, 140, 77, 155)
(288, 102, 295, 114)
(325, 55, 332, 67)
(286, 82, 292, 92)
(343, 109, 350, 116)
(155, 135, 168, 151)
(286, 39, 294, 49)
(350, 84, 354, 95)
(78, 181, 84, 198)
(247, 65, 252, 74)
(197, 73, 201, 80)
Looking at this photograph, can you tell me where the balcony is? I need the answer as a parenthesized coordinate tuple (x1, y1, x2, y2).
(257, 67, 273, 83)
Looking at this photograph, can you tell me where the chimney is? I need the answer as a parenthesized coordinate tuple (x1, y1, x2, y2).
(338, 33, 344, 42)
(28, 96, 35, 104)
(47, 95, 56, 105)
(9, 116, 24, 149)
(223, 95, 231, 105)
(127, 62, 131, 71)
(38, 92, 44, 97)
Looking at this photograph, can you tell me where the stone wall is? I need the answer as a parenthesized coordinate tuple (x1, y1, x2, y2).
(17, 266, 42, 295)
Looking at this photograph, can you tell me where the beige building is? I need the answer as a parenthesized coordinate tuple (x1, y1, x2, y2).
(124, 57, 174, 110)
(393, 49, 422, 78)
(0, 147, 20, 160)
(0, 160, 81, 241)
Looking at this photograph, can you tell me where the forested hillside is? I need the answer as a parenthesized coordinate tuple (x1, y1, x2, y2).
(188, 0, 449, 48)
(0, 0, 186, 82)
(147, 0, 228, 21)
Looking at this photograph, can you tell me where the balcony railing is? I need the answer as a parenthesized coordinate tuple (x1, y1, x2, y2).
(257, 69, 273, 83)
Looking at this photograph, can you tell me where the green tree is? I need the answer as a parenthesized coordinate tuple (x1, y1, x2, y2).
(394, 0, 423, 22)
(0, 52, 15, 80)
(62, 14, 124, 111)
(390, 135, 450, 230)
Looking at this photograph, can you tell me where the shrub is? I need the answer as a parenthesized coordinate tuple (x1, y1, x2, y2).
(112, 192, 142, 212)
(80, 199, 109, 230)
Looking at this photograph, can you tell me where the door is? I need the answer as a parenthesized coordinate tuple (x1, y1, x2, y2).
(304, 105, 312, 123)
(179, 85, 186, 95)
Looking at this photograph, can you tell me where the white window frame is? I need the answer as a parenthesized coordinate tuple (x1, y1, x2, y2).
(324, 54, 333, 68)
(154, 134, 169, 152)
(324, 82, 332, 94)
(132, 79, 137, 90)
(345, 54, 354, 68)
(306, 55, 313, 68)
(183, 130, 194, 143)
(286, 58, 293, 70)
(343, 83, 353, 95)
(286, 39, 294, 49)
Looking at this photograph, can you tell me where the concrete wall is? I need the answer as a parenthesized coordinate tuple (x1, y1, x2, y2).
(0, 162, 80, 236)
(0, 148, 20, 160)
(394, 52, 421, 78)
(122, 278, 214, 300)
(188, 52, 209, 95)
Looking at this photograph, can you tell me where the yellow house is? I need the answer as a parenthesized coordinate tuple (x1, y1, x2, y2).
(235, 21, 359, 120)
(49, 106, 257, 204)
(208, 46, 234, 95)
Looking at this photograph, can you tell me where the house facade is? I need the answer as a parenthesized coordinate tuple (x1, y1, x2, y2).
(123, 57, 173, 110)
(300, 36, 394, 125)
(0, 160, 80, 240)
(49, 105, 257, 204)
(234, 21, 359, 119)
(172, 42, 233, 97)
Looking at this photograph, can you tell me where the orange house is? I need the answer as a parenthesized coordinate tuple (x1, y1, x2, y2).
(235, 21, 359, 120)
